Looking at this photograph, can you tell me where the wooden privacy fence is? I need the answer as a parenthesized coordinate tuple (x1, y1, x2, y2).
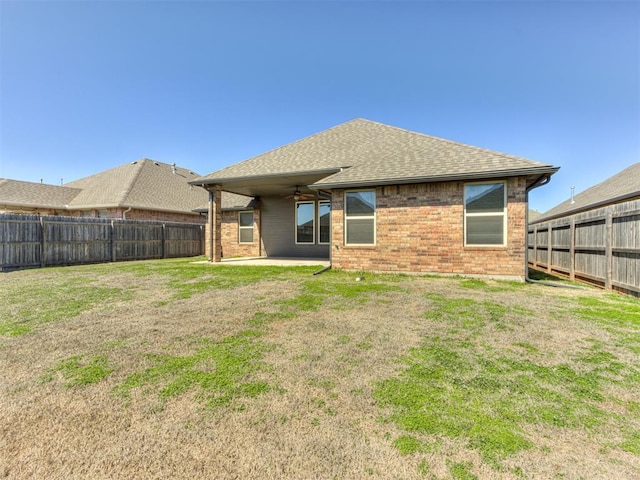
(0, 214, 204, 271)
(528, 199, 640, 296)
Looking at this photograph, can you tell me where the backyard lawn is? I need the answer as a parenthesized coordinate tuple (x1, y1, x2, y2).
(1, 258, 639, 479)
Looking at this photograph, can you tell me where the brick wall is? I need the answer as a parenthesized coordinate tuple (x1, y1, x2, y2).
(122, 208, 206, 224)
(205, 209, 261, 259)
(330, 178, 527, 279)
(2, 207, 206, 224)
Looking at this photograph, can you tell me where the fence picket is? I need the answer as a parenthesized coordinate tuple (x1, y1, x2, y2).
(528, 199, 640, 297)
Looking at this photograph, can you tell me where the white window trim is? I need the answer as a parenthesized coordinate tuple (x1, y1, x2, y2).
(238, 211, 254, 244)
(295, 201, 315, 245)
(344, 189, 376, 246)
(463, 181, 507, 247)
(318, 200, 331, 245)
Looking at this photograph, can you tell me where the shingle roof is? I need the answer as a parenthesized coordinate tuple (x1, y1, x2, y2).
(194, 118, 558, 189)
(1, 159, 253, 214)
(0, 179, 82, 209)
(65, 159, 209, 213)
(534, 162, 640, 223)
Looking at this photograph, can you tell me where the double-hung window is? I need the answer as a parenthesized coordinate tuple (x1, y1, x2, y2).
(345, 190, 375, 245)
(464, 182, 506, 246)
(238, 211, 254, 243)
(295, 201, 315, 244)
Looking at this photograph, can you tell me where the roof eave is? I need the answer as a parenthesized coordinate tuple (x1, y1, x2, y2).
(309, 166, 560, 190)
(0, 201, 73, 210)
(190, 168, 344, 187)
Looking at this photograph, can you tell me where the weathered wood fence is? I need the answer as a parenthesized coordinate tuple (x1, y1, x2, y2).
(528, 199, 640, 296)
(0, 214, 204, 271)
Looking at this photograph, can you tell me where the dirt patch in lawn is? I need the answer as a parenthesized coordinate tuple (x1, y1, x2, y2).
(1, 261, 639, 479)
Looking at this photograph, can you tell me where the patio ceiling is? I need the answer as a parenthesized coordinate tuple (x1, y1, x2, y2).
(204, 170, 339, 198)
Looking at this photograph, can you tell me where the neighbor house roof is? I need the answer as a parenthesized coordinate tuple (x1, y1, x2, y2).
(1, 159, 253, 215)
(0, 179, 82, 210)
(193, 119, 558, 195)
(64, 159, 209, 213)
(533, 162, 640, 223)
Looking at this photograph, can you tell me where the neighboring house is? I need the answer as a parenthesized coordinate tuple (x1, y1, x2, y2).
(192, 118, 559, 279)
(528, 209, 542, 223)
(529, 162, 640, 295)
(0, 159, 213, 224)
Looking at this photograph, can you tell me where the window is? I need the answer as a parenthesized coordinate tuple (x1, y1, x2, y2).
(318, 201, 331, 244)
(345, 190, 375, 245)
(238, 211, 254, 243)
(464, 182, 506, 246)
(295, 202, 315, 244)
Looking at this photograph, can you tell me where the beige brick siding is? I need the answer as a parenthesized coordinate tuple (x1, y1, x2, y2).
(330, 178, 527, 278)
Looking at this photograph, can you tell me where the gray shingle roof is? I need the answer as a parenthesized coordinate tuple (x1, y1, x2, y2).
(534, 162, 640, 222)
(65, 159, 209, 213)
(194, 118, 558, 189)
(0, 179, 82, 209)
(1, 159, 253, 214)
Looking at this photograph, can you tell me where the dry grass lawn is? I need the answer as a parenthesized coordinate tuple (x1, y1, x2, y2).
(1, 258, 639, 479)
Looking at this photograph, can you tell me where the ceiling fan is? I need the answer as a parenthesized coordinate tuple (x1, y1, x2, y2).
(284, 186, 315, 201)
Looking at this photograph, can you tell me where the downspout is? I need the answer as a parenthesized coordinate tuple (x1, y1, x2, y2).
(122, 206, 132, 219)
(525, 176, 582, 289)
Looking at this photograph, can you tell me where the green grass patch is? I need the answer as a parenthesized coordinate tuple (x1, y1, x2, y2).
(459, 278, 525, 292)
(44, 354, 113, 387)
(115, 258, 319, 299)
(115, 330, 274, 408)
(576, 296, 640, 328)
(375, 339, 613, 467)
(0, 278, 131, 336)
(424, 293, 531, 334)
(575, 295, 640, 354)
(447, 460, 478, 480)
(393, 435, 423, 455)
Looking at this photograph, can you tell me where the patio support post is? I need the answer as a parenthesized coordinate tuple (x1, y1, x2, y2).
(208, 185, 222, 262)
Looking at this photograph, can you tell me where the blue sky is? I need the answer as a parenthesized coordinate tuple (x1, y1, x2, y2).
(1, 0, 638, 213)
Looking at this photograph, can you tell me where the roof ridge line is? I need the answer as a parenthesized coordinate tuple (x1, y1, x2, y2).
(117, 158, 147, 205)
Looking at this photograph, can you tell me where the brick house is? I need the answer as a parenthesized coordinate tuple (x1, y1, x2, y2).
(0, 159, 218, 224)
(192, 119, 559, 279)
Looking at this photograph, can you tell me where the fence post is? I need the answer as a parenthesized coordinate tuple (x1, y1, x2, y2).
(605, 210, 613, 290)
(40, 216, 47, 268)
(162, 224, 167, 259)
(200, 225, 205, 256)
(111, 221, 116, 262)
(569, 218, 575, 280)
(547, 224, 553, 274)
(533, 225, 538, 268)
